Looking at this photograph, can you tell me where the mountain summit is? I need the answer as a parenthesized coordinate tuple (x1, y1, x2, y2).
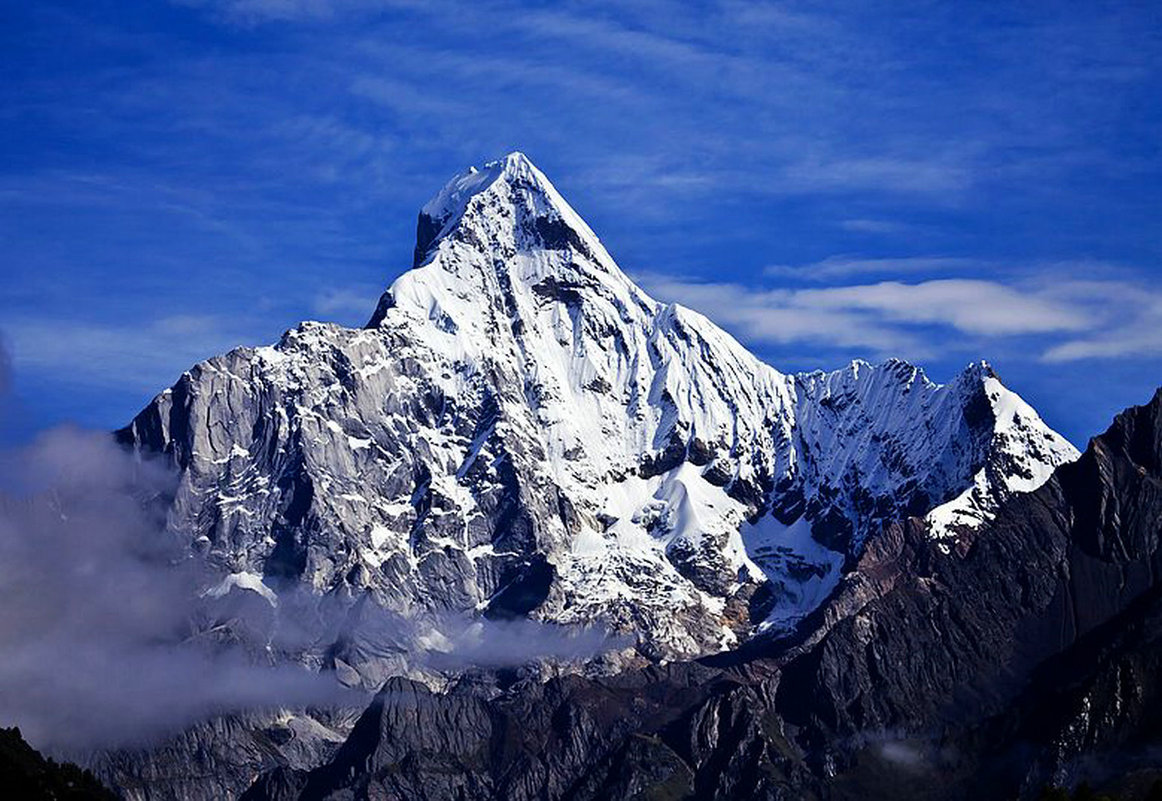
(368, 150, 643, 327)
(412, 151, 610, 271)
(118, 154, 1078, 665)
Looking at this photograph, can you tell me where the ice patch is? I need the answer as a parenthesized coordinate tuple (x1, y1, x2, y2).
(204, 571, 278, 607)
(743, 515, 844, 634)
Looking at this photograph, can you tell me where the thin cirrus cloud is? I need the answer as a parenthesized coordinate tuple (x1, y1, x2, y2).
(312, 285, 381, 323)
(838, 219, 908, 234)
(169, 0, 986, 204)
(0, 315, 255, 390)
(2, 0, 1158, 446)
(172, 0, 423, 23)
(780, 156, 975, 196)
(634, 271, 1159, 365)
(37, 0, 1151, 224)
(763, 256, 979, 282)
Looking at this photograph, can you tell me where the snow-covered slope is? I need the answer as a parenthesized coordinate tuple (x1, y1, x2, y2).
(118, 152, 1078, 661)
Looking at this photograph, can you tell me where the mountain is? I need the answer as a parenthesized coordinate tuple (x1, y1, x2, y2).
(240, 387, 1162, 801)
(117, 152, 1077, 667)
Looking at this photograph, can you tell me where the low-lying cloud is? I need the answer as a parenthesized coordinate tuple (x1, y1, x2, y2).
(1, 314, 253, 392)
(0, 427, 352, 753)
(420, 616, 623, 671)
(0, 342, 623, 755)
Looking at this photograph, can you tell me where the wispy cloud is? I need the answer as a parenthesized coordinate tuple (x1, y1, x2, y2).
(838, 218, 908, 234)
(1, 315, 256, 390)
(780, 155, 975, 196)
(348, 76, 467, 119)
(1041, 281, 1162, 363)
(313, 285, 380, 323)
(796, 279, 1089, 337)
(637, 273, 931, 359)
(636, 270, 1162, 364)
(173, 0, 425, 24)
(764, 256, 978, 283)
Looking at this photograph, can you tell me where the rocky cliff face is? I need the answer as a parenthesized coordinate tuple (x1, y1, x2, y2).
(88, 709, 358, 801)
(239, 388, 1162, 801)
(116, 152, 1076, 667)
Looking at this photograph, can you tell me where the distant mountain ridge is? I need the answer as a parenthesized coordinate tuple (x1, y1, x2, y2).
(117, 152, 1077, 665)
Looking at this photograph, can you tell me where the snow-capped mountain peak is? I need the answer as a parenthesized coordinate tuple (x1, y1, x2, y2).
(369, 151, 639, 328)
(418, 151, 588, 246)
(120, 153, 1079, 666)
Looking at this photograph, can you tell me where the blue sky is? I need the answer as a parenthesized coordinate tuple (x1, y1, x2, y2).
(1, 0, 1159, 446)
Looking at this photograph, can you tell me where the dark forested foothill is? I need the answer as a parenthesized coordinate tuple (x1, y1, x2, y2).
(0, 727, 116, 800)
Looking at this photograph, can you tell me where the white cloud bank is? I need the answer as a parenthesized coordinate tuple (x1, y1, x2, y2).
(635, 270, 1162, 364)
